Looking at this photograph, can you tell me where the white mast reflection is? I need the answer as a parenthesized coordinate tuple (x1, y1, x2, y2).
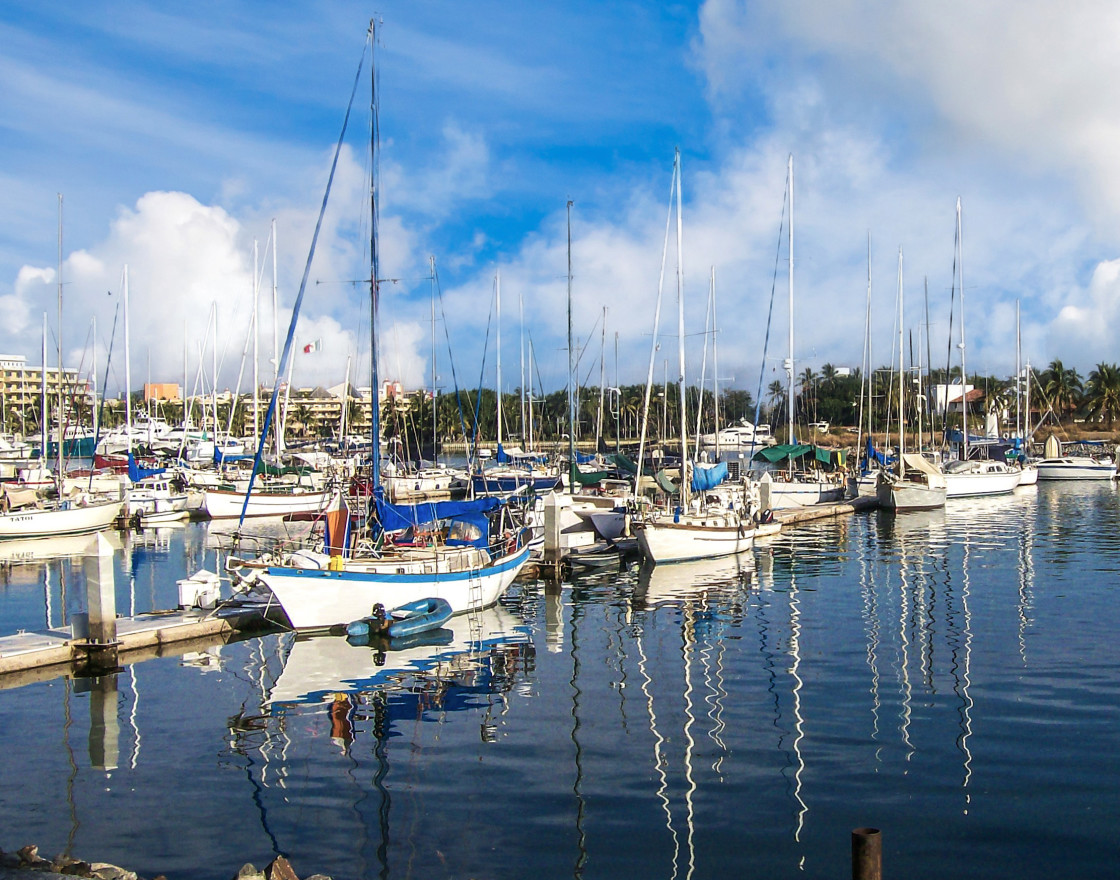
(637, 623, 679, 878)
(1017, 510, 1035, 665)
(127, 564, 141, 769)
(787, 575, 808, 842)
(859, 533, 883, 755)
(681, 605, 698, 880)
(898, 554, 915, 761)
(959, 533, 975, 809)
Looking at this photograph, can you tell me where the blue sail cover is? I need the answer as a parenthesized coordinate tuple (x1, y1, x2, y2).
(214, 447, 254, 464)
(691, 461, 728, 492)
(373, 495, 505, 550)
(496, 442, 547, 464)
(127, 453, 165, 482)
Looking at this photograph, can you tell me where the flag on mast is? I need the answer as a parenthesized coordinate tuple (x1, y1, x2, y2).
(303, 338, 322, 354)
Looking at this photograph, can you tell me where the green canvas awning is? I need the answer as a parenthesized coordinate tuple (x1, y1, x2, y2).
(753, 443, 845, 468)
(570, 464, 612, 486)
(753, 443, 813, 463)
(607, 452, 638, 475)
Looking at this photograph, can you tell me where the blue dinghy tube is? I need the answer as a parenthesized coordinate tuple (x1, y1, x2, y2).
(386, 598, 453, 639)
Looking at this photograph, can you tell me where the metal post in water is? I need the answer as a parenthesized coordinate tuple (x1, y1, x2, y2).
(852, 827, 882, 880)
(78, 532, 119, 673)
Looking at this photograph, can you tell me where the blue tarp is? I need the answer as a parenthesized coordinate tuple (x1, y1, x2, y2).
(215, 447, 254, 464)
(866, 435, 889, 466)
(127, 453, 165, 482)
(691, 461, 728, 492)
(374, 495, 505, 550)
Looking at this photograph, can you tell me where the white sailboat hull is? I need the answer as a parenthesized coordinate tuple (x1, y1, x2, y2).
(202, 487, 340, 519)
(943, 468, 1021, 498)
(259, 543, 531, 631)
(875, 479, 947, 511)
(635, 512, 754, 564)
(0, 498, 124, 539)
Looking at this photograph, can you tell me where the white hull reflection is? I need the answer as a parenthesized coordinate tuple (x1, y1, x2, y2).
(267, 603, 531, 707)
(634, 552, 756, 607)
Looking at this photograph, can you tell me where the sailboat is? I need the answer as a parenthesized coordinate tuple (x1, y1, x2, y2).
(757, 155, 845, 509)
(939, 199, 1020, 498)
(0, 199, 124, 539)
(471, 270, 560, 496)
(252, 21, 531, 630)
(632, 149, 755, 564)
(876, 248, 947, 511)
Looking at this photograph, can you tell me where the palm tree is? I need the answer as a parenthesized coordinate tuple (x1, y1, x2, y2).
(798, 367, 819, 423)
(767, 379, 785, 426)
(1085, 362, 1120, 428)
(1042, 359, 1083, 423)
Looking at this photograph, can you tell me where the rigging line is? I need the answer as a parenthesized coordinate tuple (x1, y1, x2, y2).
(93, 300, 120, 452)
(468, 287, 496, 468)
(239, 25, 372, 528)
(633, 153, 678, 505)
(944, 216, 959, 425)
(434, 265, 473, 451)
(749, 181, 789, 460)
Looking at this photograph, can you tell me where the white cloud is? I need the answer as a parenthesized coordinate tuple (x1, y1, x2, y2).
(1049, 259, 1120, 368)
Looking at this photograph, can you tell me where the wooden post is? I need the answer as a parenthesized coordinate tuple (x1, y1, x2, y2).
(852, 827, 882, 880)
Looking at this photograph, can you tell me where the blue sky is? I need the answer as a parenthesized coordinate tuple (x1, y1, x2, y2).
(3, 1, 1119, 405)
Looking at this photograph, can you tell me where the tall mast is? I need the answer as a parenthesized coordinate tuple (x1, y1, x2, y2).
(711, 266, 720, 458)
(957, 197, 968, 461)
(124, 264, 132, 453)
(597, 306, 606, 452)
(674, 148, 689, 508)
(897, 247, 906, 478)
(271, 219, 279, 384)
(431, 255, 438, 464)
(519, 288, 526, 448)
(56, 194, 64, 483)
(528, 339, 535, 452)
(41, 313, 48, 467)
(566, 200, 576, 484)
(787, 155, 795, 446)
(252, 238, 260, 441)
(856, 233, 871, 470)
(369, 17, 381, 491)
(1016, 299, 1022, 441)
(495, 270, 502, 448)
(90, 317, 98, 437)
(211, 307, 218, 439)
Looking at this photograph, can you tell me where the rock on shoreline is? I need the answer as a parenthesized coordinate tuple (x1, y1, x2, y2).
(0, 845, 332, 880)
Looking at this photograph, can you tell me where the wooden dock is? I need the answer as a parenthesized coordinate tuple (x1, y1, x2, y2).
(772, 493, 879, 526)
(0, 609, 238, 687)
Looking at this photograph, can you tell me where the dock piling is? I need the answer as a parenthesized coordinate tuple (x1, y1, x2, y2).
(77, 533, 120, 673)
(851, 827, 882, 880)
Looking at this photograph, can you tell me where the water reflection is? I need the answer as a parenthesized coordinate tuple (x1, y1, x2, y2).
(267, 604, 532, 708)
(5, 486, 1120, 879)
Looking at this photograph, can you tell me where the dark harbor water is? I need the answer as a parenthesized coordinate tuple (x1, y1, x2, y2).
(2, 482, 1120, 879)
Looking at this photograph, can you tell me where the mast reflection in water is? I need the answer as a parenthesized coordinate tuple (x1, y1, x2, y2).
(2, 483, 1120, 879)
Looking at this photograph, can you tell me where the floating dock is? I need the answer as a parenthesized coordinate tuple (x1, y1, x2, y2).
(0, 609, 241, 687)
(772, 493, 879, 526)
